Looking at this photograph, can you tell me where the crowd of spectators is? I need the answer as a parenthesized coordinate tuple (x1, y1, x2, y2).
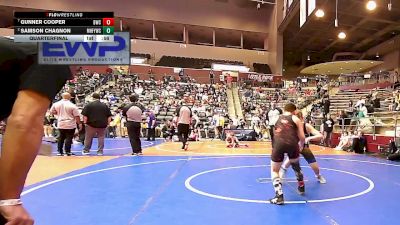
(77, 70, 233, 141)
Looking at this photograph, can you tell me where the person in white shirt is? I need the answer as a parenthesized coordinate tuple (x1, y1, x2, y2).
(231, 115, 239, 129)
(176, 103, 192, 150)
(266, 102, 282, 144)
(92, 72, 99, 79)
(355, 97, 366, 108)
(134, 85, 144, 95)
(251, 115, 261, 129)
(50, 93, 81, 156)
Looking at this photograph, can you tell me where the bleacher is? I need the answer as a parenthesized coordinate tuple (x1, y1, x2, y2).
(131, 53, 151, 59)
(156, 56, 243, 69)
(253, 63, 272, 74)
(238, 86, 317, 126)
(93, 77, 230, 138)
(329, 89, 392, 114)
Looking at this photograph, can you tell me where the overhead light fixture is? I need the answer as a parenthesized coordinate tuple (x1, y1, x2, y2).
(307, 55, 311, 61)
(366, 0, 377, 11)
(315, 9, 325, 18)
(376, 52, 380, 58)
(388, 0, 392, 11)
(338, 31, 347, 39)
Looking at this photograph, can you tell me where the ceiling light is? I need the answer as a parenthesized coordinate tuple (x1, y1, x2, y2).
(388, 0, 392, 11)
(315, 9, 325, 18)
(338, 31, 347, 39)
(307, 55, 311, 61)
(376, 52, 380, 58)
(366, 0, 377, 11)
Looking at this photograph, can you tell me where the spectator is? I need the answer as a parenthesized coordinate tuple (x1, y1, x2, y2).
(43, 110, 55, 138)
(323, 114, 334, 147)
(146, 111, 156, 141)
(0, 37, 72, 225)
(188, 129, 200, 141)
(337, 110, 350, 131)
(266, 102, 282, 144)
(350, 131, 366, 153)
(323, 97, 330, 116)
(225, 131, 248, 148)
(209, 70, 215, 84)
(357, 103, 368, 118)
(226, 74, 233, 89)
(335, 131, 352, 151)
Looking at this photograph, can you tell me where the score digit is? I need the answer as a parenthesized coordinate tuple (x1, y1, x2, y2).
(102, 26, 114, 34)
(102, 18, 114, 26)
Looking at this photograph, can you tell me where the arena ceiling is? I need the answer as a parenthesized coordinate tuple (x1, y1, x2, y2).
(281, 0, 400, 68)
(300, 60, 384, 75)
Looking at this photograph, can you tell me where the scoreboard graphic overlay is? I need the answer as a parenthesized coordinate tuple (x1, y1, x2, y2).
(13, 12, 130, 65)
(14, 12, 115, 42)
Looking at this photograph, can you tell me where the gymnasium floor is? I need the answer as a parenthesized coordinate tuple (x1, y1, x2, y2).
(24, 139, 400, 225)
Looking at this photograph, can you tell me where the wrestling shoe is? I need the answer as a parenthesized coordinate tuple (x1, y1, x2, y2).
(184, 143, 189, 151)
(269, 194, 284, 205)
(317, 175, 327, 184)
(82, 150, 90, 155)
(298, 181, 305, 195)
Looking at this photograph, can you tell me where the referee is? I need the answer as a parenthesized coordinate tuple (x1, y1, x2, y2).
(176, 102, 192, 151)
(123, 95, 145, 155)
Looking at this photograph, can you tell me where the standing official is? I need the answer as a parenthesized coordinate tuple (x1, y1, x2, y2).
(50, 93, 81, 156)
(176, 103, 192, 151)
(123, 95, 145, 155)
(81, 93, 112, 156)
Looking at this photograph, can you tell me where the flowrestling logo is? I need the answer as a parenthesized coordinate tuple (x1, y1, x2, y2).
(38, 32, 130, 65)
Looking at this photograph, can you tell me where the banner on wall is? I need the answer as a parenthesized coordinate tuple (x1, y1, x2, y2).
(247, 73, 274, 82)
(222, 71, 238, 77)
